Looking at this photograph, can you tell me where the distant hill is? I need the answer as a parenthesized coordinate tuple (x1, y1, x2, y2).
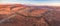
(0, 4, 60, 14)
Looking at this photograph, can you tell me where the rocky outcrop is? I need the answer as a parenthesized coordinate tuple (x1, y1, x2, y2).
(0, 4, 60, 26)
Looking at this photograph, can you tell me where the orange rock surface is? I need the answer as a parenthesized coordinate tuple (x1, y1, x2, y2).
(0, 4, 25, 14)
(0, 4, 60, 26)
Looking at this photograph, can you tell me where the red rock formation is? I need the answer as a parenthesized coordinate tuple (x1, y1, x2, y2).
(0, 4, 25, 14)
(0, 4, 60, 26)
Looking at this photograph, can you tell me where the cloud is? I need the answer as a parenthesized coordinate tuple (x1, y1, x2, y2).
(0, 0, 60, 6)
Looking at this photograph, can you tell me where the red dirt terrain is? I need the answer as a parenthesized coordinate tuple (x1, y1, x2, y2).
(0, 4, 60, 26)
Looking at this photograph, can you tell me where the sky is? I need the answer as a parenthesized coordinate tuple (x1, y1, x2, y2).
(0, 0, 60, 6)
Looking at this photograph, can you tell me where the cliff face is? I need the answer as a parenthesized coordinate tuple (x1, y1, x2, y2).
(0, 4, 60, 26)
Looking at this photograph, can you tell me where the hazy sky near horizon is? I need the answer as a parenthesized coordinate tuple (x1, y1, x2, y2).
(0, 0, 60, 6)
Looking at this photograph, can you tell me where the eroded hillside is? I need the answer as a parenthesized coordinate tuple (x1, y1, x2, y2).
(0, 4, 60, 26)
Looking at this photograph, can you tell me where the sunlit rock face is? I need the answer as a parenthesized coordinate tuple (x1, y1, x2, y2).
(0, 4, 60, 26)
(0, 4, 25, 14)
